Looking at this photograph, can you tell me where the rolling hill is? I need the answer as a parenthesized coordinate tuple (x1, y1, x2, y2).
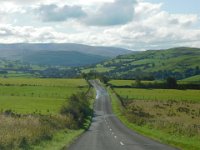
(180, 75, 200, 83)
(0, 43, 132, 67)
(0, 43, 132, 58)
(82, 47, 200, 80)
(23, 51, 108, 67)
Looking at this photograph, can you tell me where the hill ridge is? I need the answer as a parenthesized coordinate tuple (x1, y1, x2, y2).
(82, 47, 200, 80)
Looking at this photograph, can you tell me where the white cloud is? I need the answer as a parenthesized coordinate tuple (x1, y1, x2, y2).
(32, 0, 137, 26)
(101, 2, 200, 49)
(35, 4, 86, 22)
(0, 0, 114, 6)
(84, 0, 137, 26)
(0, 24, 66, 43)
(0, 0, 200, 50)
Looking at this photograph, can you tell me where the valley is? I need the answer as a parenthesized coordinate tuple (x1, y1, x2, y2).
(0, 1, 200, 149)
(0, 46, 199, 150)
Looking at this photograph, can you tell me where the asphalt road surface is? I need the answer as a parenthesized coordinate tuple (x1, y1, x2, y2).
(68, 80, 178, 150)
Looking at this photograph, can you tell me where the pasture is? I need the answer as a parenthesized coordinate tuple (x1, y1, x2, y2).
(0, 78, 88, 114)
(180, 75, 200, 84)
(114, 88, 200, 102)
(111, 86, 200, 150)
(109, 80, 155, 87)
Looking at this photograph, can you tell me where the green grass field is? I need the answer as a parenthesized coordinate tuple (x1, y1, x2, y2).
(0, 78, 87, 87)
(181, 75, 200, 83)
(109, 80, 155, 86)
(114, 88, 200, 102)
(110, 83, 200, 150)
(0, 78, 88, 114)
(109, 90, 200, 150)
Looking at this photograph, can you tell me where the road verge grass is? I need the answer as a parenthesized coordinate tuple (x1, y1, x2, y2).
(32, 129, 84, 150)
(107, 87, 200, 150)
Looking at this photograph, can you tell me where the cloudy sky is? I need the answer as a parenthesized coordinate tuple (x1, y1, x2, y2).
(0, 0, 200, 50)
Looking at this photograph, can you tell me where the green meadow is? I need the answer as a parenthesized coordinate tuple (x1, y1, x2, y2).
(180, 75, 200, 84)
(109, 80, 200, 150)
(109, 80, 155, 87)
(0, 78, 88, 114)
(114, 88, 200, 102)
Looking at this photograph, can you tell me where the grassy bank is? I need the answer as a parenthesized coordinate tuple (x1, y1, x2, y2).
(108, 87, 200, 150)
(32, 129, 84, 150)
(0, 114, 77, 149)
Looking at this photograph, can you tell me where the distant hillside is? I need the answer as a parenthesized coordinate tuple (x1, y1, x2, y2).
(0, 43, 132, 58)
(82, 47, 200, 80)
(23, 51, 108, 67)
(181, 75, 200, 83)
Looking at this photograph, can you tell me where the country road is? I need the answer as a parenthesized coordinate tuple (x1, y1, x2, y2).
(68, 80, 178, 150)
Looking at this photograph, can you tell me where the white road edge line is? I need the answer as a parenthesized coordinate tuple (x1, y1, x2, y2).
(120, 142, 124, 146)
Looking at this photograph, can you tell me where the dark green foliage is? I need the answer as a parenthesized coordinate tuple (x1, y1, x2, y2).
(39, 67, 80, 78)
(19, 137, 30, 150)
(166, 77, 178, 89)
(60, 92, 91, 128)
(81, 71, 97, 80)
(0, 70, 8, 74)
(81, 71, 110, 84)
(135, 78, 142, 87)
(177, 107, 190, 114)
(3, 109, 15, 116)
(99, 76, 110, 84)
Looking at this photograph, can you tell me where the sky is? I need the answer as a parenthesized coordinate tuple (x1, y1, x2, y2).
(0, 0, 200, 51)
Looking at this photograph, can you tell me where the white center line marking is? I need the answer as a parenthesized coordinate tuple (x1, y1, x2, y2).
(114, 136, 117, 139)
(120, 142, 124, 146)
(110, 128, 112, 131)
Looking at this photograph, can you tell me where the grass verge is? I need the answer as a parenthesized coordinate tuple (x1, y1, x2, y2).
(31, 129, 84, 150)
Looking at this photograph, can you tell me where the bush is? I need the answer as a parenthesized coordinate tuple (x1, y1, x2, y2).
(60, 92, 91, 128)
(166, 77, 177, 88)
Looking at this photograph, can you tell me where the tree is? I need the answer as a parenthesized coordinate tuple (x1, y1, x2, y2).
(60, 92, 91, 128)
(100, 75, 110, 84)
(195, 66, 200, 75)
(134, 78, 142, 87)
(166, 77, 177, 89)
(0, 70, 8, 74)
